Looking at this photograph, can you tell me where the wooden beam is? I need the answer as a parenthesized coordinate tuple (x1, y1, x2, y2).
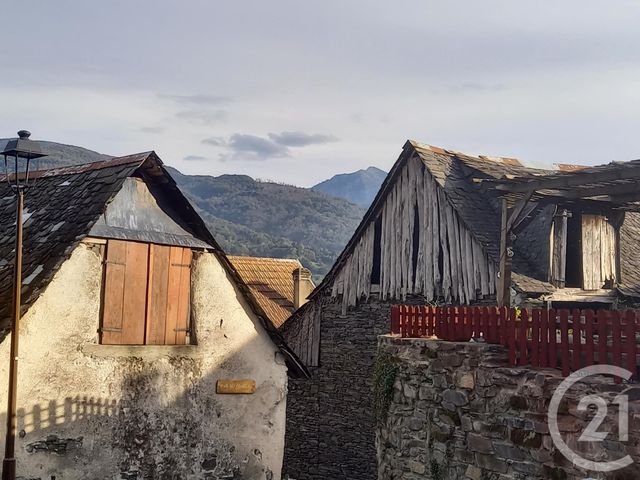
(506, 190, 534, 233)
(551, 209, 568, 288)
(544, 288, 617, 303)
(550, 181, 640, 200)
(498, 199, 512, 307)
(491, 164, 640, 193)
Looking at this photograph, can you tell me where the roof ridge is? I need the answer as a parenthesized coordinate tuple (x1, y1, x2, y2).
(409, 139, 537, 169)
(228, 255, 303, 264)
(0, 151, 155, 181)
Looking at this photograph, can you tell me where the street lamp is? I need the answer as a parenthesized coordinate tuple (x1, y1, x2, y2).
(1, 131, 46, 480)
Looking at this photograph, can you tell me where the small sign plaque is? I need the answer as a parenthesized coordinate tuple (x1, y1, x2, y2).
(216, 379, 256, 394)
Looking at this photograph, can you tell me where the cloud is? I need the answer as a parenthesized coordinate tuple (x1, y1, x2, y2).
(139, 126, 165, 134)
(268, 131, 338, 147)
(202, 130, 339, 161)
(175, 110, 228, 124)
(201, 136, 228, 147)
(157, 93, 232, 105)
(220, 134, 290, 161)
(431, 83, 507, 95)
(184, 155, 207, 161)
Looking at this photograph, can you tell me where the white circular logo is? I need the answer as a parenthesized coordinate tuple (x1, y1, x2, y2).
(548, 365, 634, 472)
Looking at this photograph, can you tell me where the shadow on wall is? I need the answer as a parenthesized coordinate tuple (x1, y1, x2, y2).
(3, 338, 284, 480)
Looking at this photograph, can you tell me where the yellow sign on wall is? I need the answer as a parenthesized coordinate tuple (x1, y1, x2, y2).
(216, 379, 256, 394)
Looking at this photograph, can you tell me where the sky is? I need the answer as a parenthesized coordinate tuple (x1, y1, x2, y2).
(2, 1, 640, 186)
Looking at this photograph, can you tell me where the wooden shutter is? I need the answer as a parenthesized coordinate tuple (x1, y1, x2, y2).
(101, 240, 149, 345)
(582, 215, 616, 290)
(102, 241, 192, 345)
(145, 245, 192, 345)
(164, 247, 192, 345)
(145, 244, 171, 345)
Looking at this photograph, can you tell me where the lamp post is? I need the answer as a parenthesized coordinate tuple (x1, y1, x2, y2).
(1, 131, 46, 480)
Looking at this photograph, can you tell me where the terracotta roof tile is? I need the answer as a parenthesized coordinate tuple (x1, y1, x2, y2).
(228, 256, 314, 328)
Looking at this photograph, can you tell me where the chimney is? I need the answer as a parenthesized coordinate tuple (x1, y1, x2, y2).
(293, 267, 313, 309)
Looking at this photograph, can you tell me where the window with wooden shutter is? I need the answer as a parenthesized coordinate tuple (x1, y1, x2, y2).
(101, 240, 192, 345)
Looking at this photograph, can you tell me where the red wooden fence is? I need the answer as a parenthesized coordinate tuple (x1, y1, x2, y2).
(390, 305, 640, 381)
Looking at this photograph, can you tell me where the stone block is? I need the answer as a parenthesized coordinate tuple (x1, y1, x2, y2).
(408, 460, 426, 474)
(405, 417, 423, 431)
(442, 389, 468, 407)
(464, 465, 482, 480)
(509, 428, 542, 448)
(456, 372, 475, 390)
(492, 442, 526, 461)
(475, 453, 508, 473)
(467, 433, 493, 454)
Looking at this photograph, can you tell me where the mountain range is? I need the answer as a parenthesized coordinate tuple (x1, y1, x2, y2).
(1, 139, 387, 278)
(312, 166, 386, 208)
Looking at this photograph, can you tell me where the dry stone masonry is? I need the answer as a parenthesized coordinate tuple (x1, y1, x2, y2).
(377, 335, 640, 480)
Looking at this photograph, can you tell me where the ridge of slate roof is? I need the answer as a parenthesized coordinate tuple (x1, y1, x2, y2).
(308, 140, 555, 303)
(228, 256, 312, 328)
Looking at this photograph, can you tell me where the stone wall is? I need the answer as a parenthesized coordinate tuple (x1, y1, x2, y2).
(376, 335, 640, 480)
(0, 243, 288, 480)
(283, 293, 433, 480)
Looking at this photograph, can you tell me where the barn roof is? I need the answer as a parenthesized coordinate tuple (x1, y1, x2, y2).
(306, 140, 565, 303)
(0, 153, 309, 377)
(228, 256, 314, 328)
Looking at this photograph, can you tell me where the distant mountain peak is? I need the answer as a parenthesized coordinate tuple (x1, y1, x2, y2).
(312, 166, 387, 208)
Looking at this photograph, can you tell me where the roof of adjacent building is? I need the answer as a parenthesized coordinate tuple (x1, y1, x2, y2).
(0, 152, 309, 377)
(309, 140, 555, 299)
(306, 139, 640, 304)
(228, 256, 313, 328)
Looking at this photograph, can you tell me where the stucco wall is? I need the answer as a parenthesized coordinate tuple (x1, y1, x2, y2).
(0, 242, 288, 480)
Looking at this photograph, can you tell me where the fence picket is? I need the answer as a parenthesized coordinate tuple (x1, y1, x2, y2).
(519, 309, 528, 367)
(507, 308, 516, 366)
(560, 310, 570, 376)
(389, 306, 639, 381)
(549, 309, 557, 369)
(625, 310, 637, 380)
(539, 309, 548, 368)
(584, 310, 594, 368)
(597, 310, 608, 367)
(531, 309, 540, 368)
(489, 307, 498, 344)
(472, 307, 480, 339)
(571, 309, 582, 372)
(612, 311, 622, 384)
(391, 305, 400, 335)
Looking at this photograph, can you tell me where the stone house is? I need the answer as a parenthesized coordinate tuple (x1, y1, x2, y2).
(0, 152, 307, 480)
(281, 140, 640, 479)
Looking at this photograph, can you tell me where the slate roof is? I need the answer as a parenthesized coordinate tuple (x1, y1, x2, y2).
(410, 141, 556, 294)
(228, 256, 313, 328)
(618, 211, 640, 298)
(0, 152, 309, 376)
(0, 153, 154, 333)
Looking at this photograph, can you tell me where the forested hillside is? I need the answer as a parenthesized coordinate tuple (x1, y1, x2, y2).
(3, 139, 365, 278)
